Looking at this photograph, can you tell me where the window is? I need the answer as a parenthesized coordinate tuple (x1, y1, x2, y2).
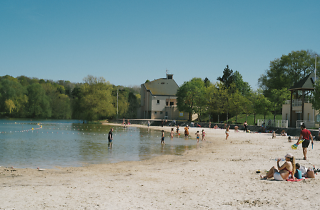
(155, 111, 157, 114)
(166, 102, 168, 106)
(160, 111, 163, 114)
(157, 100, 160, 104)
(170, 102, 174, 106)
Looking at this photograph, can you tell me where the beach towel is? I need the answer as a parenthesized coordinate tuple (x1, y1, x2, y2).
(286, 178, 305, 182)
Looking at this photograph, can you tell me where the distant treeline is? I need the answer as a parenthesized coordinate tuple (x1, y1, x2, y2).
(0, 75, 140, 121)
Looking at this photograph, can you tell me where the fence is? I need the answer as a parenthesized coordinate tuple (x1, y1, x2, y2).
(295, 120, 315, 129)
(257, 119, 288, 128)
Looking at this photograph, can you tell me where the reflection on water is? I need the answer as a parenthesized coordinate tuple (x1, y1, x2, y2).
(0, 119, 198, 169)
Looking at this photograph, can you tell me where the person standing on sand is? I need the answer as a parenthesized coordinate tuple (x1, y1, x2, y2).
(108, 128, 113, 148)
(176, 125, 180, 134)
(209, 121, 211, 129)
(296, 124, 313, 160)
(243, 121, 248, 133)
(225, 125, 230, 140)
(201, 129, 205, 141)
(184, 125, 189, 138)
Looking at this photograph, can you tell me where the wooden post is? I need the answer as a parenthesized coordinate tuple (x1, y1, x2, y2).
(302, 90, 305, 122)
(290, 90, 293, 127)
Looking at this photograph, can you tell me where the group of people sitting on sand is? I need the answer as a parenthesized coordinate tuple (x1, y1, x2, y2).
(260, 153, 315, 181)
(261, 124, 316, 181)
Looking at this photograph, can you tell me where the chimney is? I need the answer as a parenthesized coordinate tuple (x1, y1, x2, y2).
(166, 74, 173, 80)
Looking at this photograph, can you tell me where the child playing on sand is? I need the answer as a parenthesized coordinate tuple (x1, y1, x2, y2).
(272, 131, 276, 139)
(195, 131, 200, 143)
(184, 126, 189, 138)
(225, 125, 230, 140)
(202, 129, 205, 141)
(170, 128, 174, 138)
(161, 130, 165, 144)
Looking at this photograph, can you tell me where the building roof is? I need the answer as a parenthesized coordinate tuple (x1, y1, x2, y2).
(289, 72, 315, 91)
(143, 77, 179, 96)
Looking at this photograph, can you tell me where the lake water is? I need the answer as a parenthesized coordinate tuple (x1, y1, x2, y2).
(0, 119, 197, 169)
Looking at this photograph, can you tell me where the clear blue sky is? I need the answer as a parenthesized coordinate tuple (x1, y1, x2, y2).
(1, 1, 319, 89)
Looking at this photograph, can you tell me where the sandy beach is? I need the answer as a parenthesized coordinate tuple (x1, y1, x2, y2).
(1, 123, 320, 210)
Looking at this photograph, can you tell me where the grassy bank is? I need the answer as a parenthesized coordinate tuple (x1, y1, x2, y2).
(223, 114, 282, 125)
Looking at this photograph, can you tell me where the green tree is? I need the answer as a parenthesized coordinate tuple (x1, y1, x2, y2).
(27, 83, 51, 118)
(177, 78, 206, 121)
(311, 81, 320, 111)
(269, 88, 290, 123)
(80, 75, 115, 121)
(206, 83, 228, 123)
(71, 85, 83, 119)
(259, 50, 318, 97)
(52, 94, 72, 119)
(112, 87, 129, 119)
(5, 99, 16, 114)
(229, 90, 249, 123)
(126, 92, 140, 118)
(204, 77, 211, 88)
(254, 91, 272, 122)
(0, 77, 28, 117)
(217, 65, 235, 89)
(233, 71, 251, 96)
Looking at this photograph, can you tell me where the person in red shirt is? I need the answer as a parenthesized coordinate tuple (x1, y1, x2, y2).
(296, 124, 313, 160)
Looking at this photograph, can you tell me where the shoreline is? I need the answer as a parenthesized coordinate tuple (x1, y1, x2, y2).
(1, 124, 320, 209)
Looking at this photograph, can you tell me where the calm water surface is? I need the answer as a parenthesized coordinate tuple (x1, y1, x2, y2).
(0, 119, 197, 169)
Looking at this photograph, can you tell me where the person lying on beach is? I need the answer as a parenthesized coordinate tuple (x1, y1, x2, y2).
(260, 153, 295, 181)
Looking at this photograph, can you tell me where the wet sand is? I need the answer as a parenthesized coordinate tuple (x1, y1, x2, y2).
(1, 124, 320, 209)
